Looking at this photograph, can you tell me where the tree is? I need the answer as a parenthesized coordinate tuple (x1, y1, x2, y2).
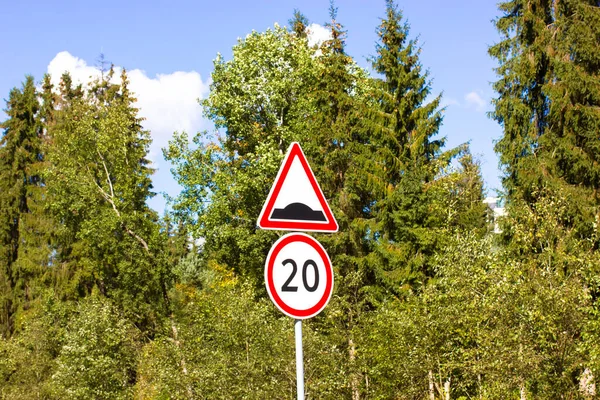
(163, 213, 190, 269)
(165, 11, 378, 397)
(490, 4, 600, 389)
(540, 0, 600, 241)
(292, 5, 374, 398)
(136, 262, 352, 399)
(0, 291, 71, 399)
(166, 4, 485, 397)
(489, 0, 552, 201)
(360, 222, 591, 399)
(0, 76, 49, 337)
(426, 151, 489, 235)
(367, 0, 482, 294)
(165, 23, 318, 284)
(50, 296, 140, 400)
(289, 9, 309, 39)
(46, 68, 171, 329)
(490, 0, 600, 241)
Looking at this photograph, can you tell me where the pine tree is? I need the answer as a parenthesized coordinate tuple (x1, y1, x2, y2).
(0, 76, 45, 336)
(304, 4, 381, 398)
(489, 0, 552, 202)
(490, 0, 600, 240)
(289, 9, 309, 39)
(541, 0, 600, 239)
(367, 0, 470, 292)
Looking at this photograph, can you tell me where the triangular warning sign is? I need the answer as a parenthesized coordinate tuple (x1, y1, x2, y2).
(257, 142, 338, 233)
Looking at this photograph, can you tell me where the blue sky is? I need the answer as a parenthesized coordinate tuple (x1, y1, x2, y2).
(1, 0, 504, 213)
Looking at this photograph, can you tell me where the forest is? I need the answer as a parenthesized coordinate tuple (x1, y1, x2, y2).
(1, 0, 600, 398)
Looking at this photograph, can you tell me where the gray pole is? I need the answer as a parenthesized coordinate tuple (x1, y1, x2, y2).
(295, 319, 305, 400)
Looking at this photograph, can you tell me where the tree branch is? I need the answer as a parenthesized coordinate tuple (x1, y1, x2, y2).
(124, 225, 149, 252)
(97, 149, 115, 198)
(86, 164, 150, 253)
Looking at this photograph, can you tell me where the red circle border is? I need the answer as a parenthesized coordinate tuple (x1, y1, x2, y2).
(265, 233, 333, 319)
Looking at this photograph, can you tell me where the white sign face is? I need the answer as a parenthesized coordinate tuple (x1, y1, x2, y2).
(265, 233, 334, 319)
(270, 155, 324, 218)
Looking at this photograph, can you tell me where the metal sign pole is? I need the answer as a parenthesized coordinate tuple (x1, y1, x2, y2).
(295, 319, 305, 400)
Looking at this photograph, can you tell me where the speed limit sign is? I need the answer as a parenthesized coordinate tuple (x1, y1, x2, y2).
(265, 232, 334, 319)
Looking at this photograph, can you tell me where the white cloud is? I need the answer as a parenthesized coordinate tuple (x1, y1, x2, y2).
(46, 51, 210, 166)
(306, 23, 332, 48)
(47, 52, 106, 87)
(464, 91, 486, 112)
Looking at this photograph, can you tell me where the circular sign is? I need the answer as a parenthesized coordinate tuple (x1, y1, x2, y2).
(265, 233, 334, 319)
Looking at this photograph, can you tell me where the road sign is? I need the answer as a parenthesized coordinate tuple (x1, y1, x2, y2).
(265, 232, 334, 319)
(257, 142, 338, 233)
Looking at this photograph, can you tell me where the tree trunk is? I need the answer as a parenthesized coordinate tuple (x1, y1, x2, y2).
(579, 367, 596, 399)
(429, 370, 435, 400)
(519, 343, 526, 400)
(443, 377, 451, 400)
(349, 337, 360, 400)
(171, 316, 193, 398)
(520, 383, 526, 400)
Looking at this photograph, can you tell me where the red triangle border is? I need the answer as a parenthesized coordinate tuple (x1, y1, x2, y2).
(257, 142, 338, 233)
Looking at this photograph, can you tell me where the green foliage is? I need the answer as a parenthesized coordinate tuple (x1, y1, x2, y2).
(203, 23, 316, 158)
(490, 0, 600, 241)
(138, 279, 294, 399)
(163, 213, 190, 264)
(489, 0, 552, 198)
(489, 4, 600, 393)
(136, 276, 349, 399)
(172, 251, 212, 287)
(0, 292, 70, 399)
(360, 229, 591, 398)
(164, 24, 317, 285)
(46, 69, 171, 328)
(50, 295, 141, 400)
(165, 5, 487, 398)
(0, 75, 52, 337)
(426, 152, 489, 235)
(366, 0, 486, 294)
(1, 293, 143, 400)
(289, 9, 309, 38)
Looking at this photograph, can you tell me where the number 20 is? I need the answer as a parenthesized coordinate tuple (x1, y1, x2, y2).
(281, 259, 319, 292)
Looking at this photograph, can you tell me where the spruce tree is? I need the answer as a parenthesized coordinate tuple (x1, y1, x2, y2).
(368, 0, 471, 291)
(489, 0, 552, 201)
(0, 76, 45, 336)
(303, 4, 381, 398)
(371, 0, 445, 165)
(12, 75, 57, 320)
(541, 0, 600, 239)
(490, 1, 600, 393)
(490, 0, 600, 240)
(289, 9, 309, 39)
(39, 74, 56, 130)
